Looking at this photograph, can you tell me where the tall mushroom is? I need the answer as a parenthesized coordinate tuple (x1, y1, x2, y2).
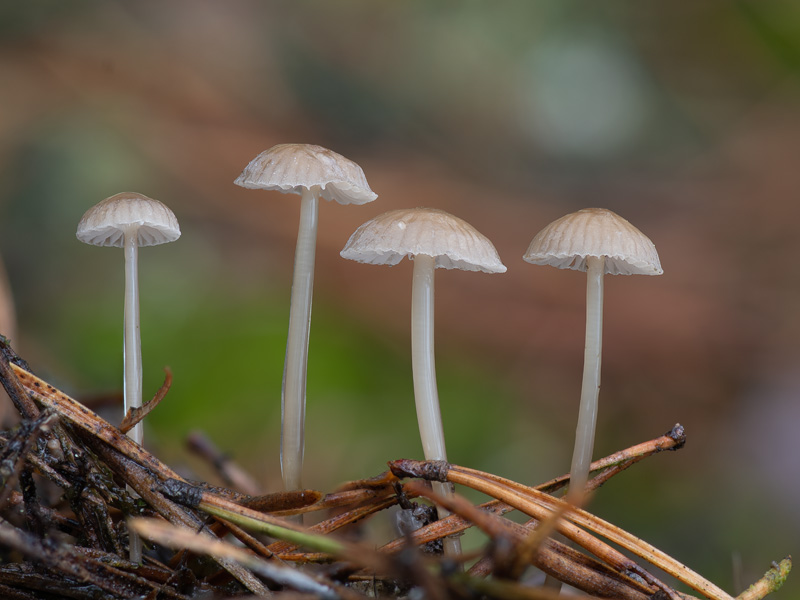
(235, 144, 377, 491)
(76, 192, 181, 447)
(523, 208, 661, 501)
(76, 191, 181, 562)
(341, 207, 506, 551)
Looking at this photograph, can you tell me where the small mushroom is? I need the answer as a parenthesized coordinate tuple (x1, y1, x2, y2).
(523, 208, 661, 501)
(77, 192, 180, 564)
(235, 144, 377, 491)
(341, 207, 505, 550)
(76, 192, 181, 447)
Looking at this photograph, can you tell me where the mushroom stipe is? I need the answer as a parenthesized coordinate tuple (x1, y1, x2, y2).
(524, 208, 662, 501)
(342, 207, 506, 558)
(76, 192, 180, 564)
(235, 144, 377, 492)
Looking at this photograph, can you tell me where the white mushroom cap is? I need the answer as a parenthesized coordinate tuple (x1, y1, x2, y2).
(76, 192, 181, 247)
(234, 143, 378, 206)
(523, 208, 662, 275)
(341, 207, 507, 273)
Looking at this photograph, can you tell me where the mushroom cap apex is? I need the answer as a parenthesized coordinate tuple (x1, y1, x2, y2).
(523, 207, 662, 276)
(76, 192, 181, 248)
(341, 207, 506, 274)
(234, 143, 378, 206)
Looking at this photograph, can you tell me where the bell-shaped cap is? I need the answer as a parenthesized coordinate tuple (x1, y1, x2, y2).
(234, 143, 378, 206)
(341, 207, 507, 273)
(523, 208, 662, 275)
(76, 192, 181, 247)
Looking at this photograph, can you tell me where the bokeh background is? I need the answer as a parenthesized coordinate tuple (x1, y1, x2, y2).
(1, 1, 797, 596)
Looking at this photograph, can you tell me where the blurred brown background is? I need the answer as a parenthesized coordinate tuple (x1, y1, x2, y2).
(1, 2, 797, 596)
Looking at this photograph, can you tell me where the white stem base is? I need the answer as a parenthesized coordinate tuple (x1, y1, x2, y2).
(411, 255, 462, 558)
(123, 230, 143, 564)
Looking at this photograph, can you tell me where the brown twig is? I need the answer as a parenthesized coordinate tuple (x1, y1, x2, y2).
(0, 411, 57, 511)
(9, 363, 184, 482)
(80, 430, 271, 596)
(0, 339, 39, 420)
(119, 367, 172, 435)
(462, 463, 725, 600)
(450, 572, 619, 600)
(399, 481, 653, 600)
(0, 518, 191, 599)
(403, 480, 517, 547)
(0, 348, 787, 599)
(504, 492, 569, 580)
(245, 488, 325, 514)
(380, 425, 689, 555)
(131, 517, 365, 600)
(391, 458, 735, 600)
(268, 494, 399, 556)
(4, 358, 269, 596)
(538, 423, 687, 495)
(446, 464, 701, 599)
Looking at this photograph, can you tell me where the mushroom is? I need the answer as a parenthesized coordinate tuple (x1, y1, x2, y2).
(523, 208, 661, 501)
(77, 192, 181, 447)
(341, 207, 506, 548)
(235, 144, 377, 491)
(77, 192, 180, 564)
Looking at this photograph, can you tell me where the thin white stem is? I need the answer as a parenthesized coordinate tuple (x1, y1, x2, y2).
(411, 254, 461, 557)
(123, 230, 143, 446)
(122, 228, 143, 564)
(281, 188, 319, 491)
(569, 255, 605, 501)
(411, 254, 446, 462)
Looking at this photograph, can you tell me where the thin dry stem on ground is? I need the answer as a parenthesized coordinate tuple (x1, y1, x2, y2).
(0, 338, 790, 599)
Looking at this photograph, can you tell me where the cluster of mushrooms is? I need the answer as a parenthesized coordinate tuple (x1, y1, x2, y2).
(75, 143, 662, 558)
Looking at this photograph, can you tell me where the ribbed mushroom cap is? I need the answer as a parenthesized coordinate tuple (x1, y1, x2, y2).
(523, 208, 662, 275)
(341, 208, 507, 273)
(234, 143, 378, 206)
(76, 192, 181, 247)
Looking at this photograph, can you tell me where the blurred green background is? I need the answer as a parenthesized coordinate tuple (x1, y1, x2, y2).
(1, 1, 797, 596)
